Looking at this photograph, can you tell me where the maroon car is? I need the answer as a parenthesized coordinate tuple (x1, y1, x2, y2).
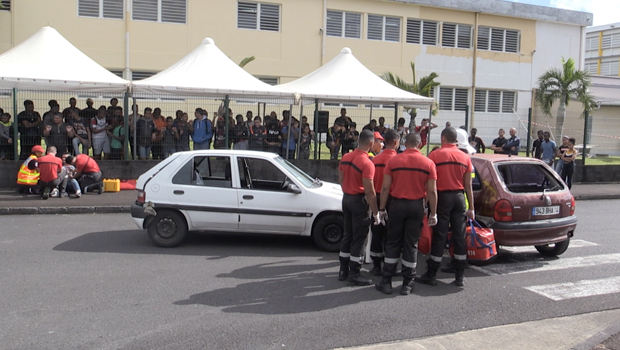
(471, 154, 577, 256)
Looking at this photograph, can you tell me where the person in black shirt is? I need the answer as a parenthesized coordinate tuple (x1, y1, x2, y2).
(62, 97, 81, 123)
(43, 113, 74, 156)
(79, 98, 98, 121)
(264, 117, 281, 154)
(363, 119, 378, 132)
(233, 114, 250, 150)
(212, 117, 233, 150)
(249, 116, 266, 151)
(532, 130, 544, 159)
(136, 108, 156, 160)
(490, 128, 507, 154)
(468, 128, 486, 154)
(327, 120, 344, 160)
(17, 100, 42, 160)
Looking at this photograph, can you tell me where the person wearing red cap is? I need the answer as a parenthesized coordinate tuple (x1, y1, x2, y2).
(337, 129, 381, 286)
(375, 132, 438, 295)
(368, 132, 384, 159)
(37, 146, 68, 199)
(416, 127, 475, 287)
(16, 145, 43, 194)
(368, 129, 399, 276)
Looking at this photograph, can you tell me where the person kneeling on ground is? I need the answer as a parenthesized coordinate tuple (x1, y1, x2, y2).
(17, 145, 44, 194)
(37, 146, 68, 199)
(65, 153, 104, 194)
(61, 153, 82, 198)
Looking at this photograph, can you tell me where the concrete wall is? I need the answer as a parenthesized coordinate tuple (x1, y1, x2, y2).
(0, 159, 617, 189)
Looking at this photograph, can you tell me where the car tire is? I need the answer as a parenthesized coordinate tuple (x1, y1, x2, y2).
(312, 214, 344, 252)
(147, 210, 188, 248)
(535, 238, 570, 257)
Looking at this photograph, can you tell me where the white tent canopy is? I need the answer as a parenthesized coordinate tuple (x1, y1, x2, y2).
(0, 26, 129, 92)
(278, 47, 434, 107)
(132, 38, 295, 102)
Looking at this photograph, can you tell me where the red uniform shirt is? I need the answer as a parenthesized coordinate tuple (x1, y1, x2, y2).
(384, 148, 437, 200)
(75, 154, 100, 174)
(37, 154, 62, 182)
(428, 143, 473, 191)
(372, 149, 397, 194)
(339, 149, 375, 195)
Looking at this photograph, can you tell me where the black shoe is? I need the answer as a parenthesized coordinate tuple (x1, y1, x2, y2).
(98, 183, 104, 194)
(454, 276, 466, 287)
(400, 280, 414, 295)
(369, 265, 382, 276)
(375, 277, 393, 294)
(41, 187, 50, 200)
(414, 273, 438, 286)
(338, 270, 349, 281)
(441, 265, 457, 273)
(346, 273, 373, 286)
(455, 264, 466, 286)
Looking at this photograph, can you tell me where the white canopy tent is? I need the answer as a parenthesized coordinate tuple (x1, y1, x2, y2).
(278, 47, 434, 107)
(132, 38, 295, 103)
(0, 26, 129, 92)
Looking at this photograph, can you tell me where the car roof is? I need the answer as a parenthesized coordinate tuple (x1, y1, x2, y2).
(471, 153, 544, 164)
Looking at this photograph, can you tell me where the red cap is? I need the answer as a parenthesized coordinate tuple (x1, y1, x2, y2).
(373, 132, 384, 141)
(31, 145, 44, 153)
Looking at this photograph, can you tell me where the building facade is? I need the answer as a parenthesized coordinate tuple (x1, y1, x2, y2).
(585, 22, 620, 77)
(0, 0, 592, 144)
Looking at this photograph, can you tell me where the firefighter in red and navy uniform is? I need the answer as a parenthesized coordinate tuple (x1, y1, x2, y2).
(416, 127, 475, 287)
(375, 132, 438, 295)
(368, 129, 399, 276)
(337, 129, 380, 286)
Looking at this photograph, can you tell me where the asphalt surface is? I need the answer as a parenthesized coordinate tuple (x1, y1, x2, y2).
(0, 200, 619, 350)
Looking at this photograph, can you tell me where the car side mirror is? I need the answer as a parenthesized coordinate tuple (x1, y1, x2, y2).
(287, 184, 302, 194)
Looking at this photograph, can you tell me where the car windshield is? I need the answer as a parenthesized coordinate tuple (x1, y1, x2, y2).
(496, 162, 565, 193)
(273, 157, 316, 188)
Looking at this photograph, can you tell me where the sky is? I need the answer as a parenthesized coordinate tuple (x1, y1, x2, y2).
(506, 0, 619, 26)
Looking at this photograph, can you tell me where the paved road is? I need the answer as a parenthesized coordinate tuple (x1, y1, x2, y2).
(0, 200, 619, 350)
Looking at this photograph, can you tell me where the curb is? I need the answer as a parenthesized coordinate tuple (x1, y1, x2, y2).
(573, 194, 620, 201)
(571, 321, 620, 350)
(0, 206, 131, 215)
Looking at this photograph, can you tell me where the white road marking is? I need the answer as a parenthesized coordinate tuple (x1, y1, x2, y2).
(471, 253, 620, 276)
(499, 239, 598, 253)
(525, 276, 620, 301)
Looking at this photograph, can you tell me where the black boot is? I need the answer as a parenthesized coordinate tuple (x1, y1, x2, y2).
(441, 258, 457, 273)
(454, 260, 467, 286)
(400, 266, 415, 295)
(414, 259, 441, 286)
(347, 262, 373, 286)
(375, 276, 392, 294)
(369, 256, 383, 276)
(338, 257, 349, 281)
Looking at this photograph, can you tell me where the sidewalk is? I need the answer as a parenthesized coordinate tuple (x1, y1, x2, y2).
(337, 309, 620, 350)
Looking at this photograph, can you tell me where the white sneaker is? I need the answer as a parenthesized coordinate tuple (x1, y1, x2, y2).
(50, 188, 59, 198)
(75, 191, 82, 198)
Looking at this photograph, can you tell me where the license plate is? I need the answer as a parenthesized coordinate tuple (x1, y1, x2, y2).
(532, 206, 560, 216)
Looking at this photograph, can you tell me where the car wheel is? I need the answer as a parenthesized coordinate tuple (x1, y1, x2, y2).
(312, 214, 344, 252)
(535, 238, 570, 257)
(147, 210, 188, 248)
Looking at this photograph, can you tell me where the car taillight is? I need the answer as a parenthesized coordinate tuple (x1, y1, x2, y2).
(494, 199, 513, 222)
(570, 196, 575, 216)
(137, 190, 146, 204)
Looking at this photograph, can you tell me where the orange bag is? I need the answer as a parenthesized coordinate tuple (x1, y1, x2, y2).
(450, 220, 497, 264)
(417, 216, 433, 255)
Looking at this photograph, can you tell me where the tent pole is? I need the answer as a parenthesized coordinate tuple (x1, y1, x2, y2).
(12, 88, 18, 161)
(426, 107, 433, 156)
(132, 97, 137, 160)
(314, 99, 319, 160)
(286, 104, 293, 159)
(297, 103, 304, 160)
(224, 95, 230, 149)
(123, 91, 130, 160)
(257, 102, 260, 121)
(394, 103, 399, 130)
(369, 104, 373, 123)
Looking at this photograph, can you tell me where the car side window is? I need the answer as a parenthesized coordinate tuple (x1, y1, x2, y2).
(240, 157, 287, 191)
(172, 156, 232, 188)
(472, 169, 481, 191)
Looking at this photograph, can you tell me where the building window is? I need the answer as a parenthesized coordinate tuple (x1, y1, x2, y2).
(238, 2, 280, 32)
(131, 70, 158, 80)
(600, 58, 620, 76)
(0, 0, 10, 11)
(257, 77, 279, 85)
(367, 15, 400, 42)
(584, 62, 598, 75)
(442, 23, 472, 49)
(477, 27, 520, 53)
(474, 89, 516, 113)
(326, 10, 361, 39)
(78, 0, 123, 19)
(438, 87, 468, 111)
(585, 35, 599, 52)
(322, 102, 359, 108)
(364, 104, 395, 109)
(132, 0, 186, 24)
(406, 19, 438, 45)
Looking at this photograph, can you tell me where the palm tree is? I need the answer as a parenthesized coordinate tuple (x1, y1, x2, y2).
(534, 57, 597, 138)
(381, 62, 440, 129)
(238, 56, 255, 68)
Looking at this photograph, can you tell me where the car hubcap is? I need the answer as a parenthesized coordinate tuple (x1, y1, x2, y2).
(157, 218, 177, 239)
(324, 223, 342, 244)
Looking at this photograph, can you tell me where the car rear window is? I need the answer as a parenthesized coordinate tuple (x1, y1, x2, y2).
(496, 162, 565, 193)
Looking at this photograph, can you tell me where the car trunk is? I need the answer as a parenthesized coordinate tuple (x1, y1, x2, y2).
(494, 161, 572, 222)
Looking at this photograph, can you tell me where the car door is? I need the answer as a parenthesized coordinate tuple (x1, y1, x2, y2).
(166, 154, 239, 231)
(236, 156, 308, 234)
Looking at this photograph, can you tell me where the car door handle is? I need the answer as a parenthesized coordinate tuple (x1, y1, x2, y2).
(173, 190, 184, 195)
(243, 195, 254, 200)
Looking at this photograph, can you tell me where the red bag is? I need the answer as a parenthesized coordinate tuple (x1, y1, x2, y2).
(461, 220, 497, 264)
(417, 216, 433, 255)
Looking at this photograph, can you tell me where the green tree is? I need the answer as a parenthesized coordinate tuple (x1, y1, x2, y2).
(238, 56, 255, 68)
(534, 57, 597, 138)
(380, 62, 440, 130)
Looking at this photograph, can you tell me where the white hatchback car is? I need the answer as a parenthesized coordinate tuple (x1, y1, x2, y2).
(131, 150, 344, 251)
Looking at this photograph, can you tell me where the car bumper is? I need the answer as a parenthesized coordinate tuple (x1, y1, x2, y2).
(480, 215, 577, 246)
(131, 203, 148, 229)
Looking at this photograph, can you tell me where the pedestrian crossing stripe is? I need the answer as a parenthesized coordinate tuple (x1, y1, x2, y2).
(525, 276, 620, 301)
(471, 253, 620, 276)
